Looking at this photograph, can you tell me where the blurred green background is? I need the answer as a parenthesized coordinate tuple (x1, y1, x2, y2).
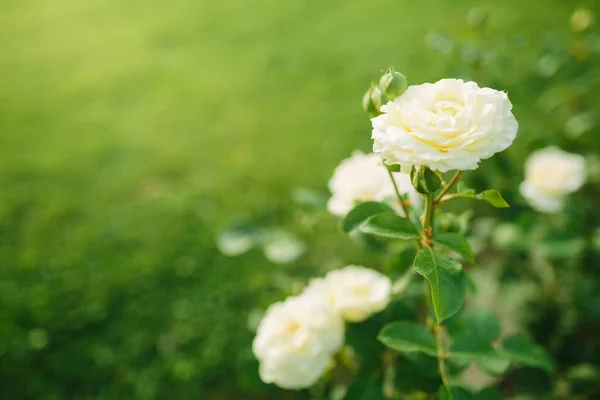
(1, 0, 599, 399)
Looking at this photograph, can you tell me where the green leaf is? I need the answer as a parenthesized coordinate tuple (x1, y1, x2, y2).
(478, 358, 511, 376)
(500, 334, 554, 373)
(474, 387, 504, 400)
(435, 233, 475, 263)
(439, 385, 474, 400)
(477, 190, 510, 208)
(344, 374, 385, 400)
(414, 248, 467, 322)
(451, 331, 497, 361)
(465, 309, 501, 342)
(450, 185, 509, 208)
(456, 182, 476, 195)
(342, 202, 394, 233)
(378, 321, 438, 356)
(359, 212, 419, 240)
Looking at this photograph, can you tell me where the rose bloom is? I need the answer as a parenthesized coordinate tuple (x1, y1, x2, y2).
(520, 146, 586, 213)
(304, 265, 392, 323)
(371, 79, 518, 172)
(252, 294, 344, 389)
(327, 151, 419, 216)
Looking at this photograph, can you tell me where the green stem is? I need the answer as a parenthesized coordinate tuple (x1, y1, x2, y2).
(421, 194, 452, 399)
(434, 171, 462, 204)
(385, 166, 422, 250)
(386, 167, 412, 219)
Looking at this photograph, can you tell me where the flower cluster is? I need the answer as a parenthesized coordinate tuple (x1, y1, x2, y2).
(252, 266, 391, 389)
(327, 151, 419, 216)
(520, 146, 587, 213)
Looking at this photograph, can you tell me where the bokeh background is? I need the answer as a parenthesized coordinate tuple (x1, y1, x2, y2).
(1, 0, 600, 399)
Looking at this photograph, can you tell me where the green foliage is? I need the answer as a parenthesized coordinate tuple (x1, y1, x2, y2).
(378, 321, 438, 356)
(414, 248, 467, 322)
(342, 202, 395, 233)
(359, 213, 420, 240)
(435, 233, 475, 263)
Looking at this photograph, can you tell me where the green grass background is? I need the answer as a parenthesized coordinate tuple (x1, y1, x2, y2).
(0, 0, 583, 398)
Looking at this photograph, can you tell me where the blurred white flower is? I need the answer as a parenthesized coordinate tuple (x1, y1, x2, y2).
(327, 151, 418, 216)
(371, 79, 518, 172)
(252, 294, 344, 389)
(304, 265, 392, 322)
(520, 146, 586, 213)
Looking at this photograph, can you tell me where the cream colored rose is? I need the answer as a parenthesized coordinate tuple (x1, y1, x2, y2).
(327, 151, 419, 216)
(252, 294, 344, 389)
(371, 79, 518, 172)
(304, 265, 392, 322)
(520, 146, 586, 213)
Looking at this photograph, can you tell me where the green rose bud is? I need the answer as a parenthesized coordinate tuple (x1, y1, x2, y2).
(378, 67, 407, 101)
(362, 83, 386, 117)
(410, 166, 443, 194)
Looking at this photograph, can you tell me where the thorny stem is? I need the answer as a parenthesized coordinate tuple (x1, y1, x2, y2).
(434, 171, 463, 204)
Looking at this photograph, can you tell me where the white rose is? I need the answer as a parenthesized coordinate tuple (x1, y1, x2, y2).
(327, 151, 419, 216)
(371, 78, 518, 172)
(304, 265, 392, 322)
(519, 146, 586, 213)
(252, 294, 344, 389)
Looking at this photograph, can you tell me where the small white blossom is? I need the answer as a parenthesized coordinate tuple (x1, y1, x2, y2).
(520, 146, 586, 213)
(327, 151, 418, 216)
(371, 79, 518, 172)
(304, 265, 392, 322)
(252, 294, 344, 389)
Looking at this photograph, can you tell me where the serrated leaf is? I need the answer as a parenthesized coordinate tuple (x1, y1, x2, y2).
(378, 321, 438, 356)
(500, 334, 554, 373)
(414, 248, 467, 322)
(342, 202, 395, 233)
(477, 190, 509, 208)
(435, 233, 475, 263)
(359, 212, 419, 240)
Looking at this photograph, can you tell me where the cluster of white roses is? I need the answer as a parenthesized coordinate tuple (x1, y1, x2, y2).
(253, 74, 588, 390)
(252, 265, 391, 389)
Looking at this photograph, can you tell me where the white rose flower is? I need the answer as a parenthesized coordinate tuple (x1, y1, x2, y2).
(519, 146, 586, 213)
(252, 294, 344, 389)
(327, 151, 419, 216)
(371, 79, 518, 172)
(304, 265, 392, 322)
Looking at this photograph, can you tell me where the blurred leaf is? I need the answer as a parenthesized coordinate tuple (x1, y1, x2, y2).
(465, 309, 501, 342)
(342, 202, 394, 233)
(404, 352, 440, 377)
(394, 355, 442, 392)
(378, 321, 437, 356)
(216, 221, 262, 256)
(386, 245, 418, 275)
(359, 212, 419, 240)
(477, 358, 511, 376)
(343, 374, 385, 400)
(262, 231, 306, 264)
(291, 187, 328, 209)
(439, 385, 473, 400)
(500, 334, 554, 373)
(435, 233, 475, 263)
(414, 248, 466, 322)
(473, 387, 504, 400)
